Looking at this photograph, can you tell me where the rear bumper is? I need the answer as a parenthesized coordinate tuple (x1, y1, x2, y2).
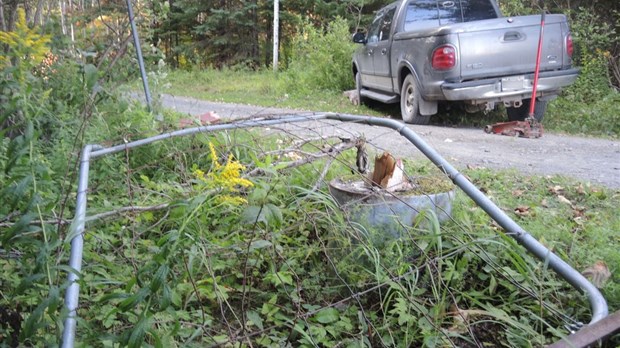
(441, 68, 579, 102)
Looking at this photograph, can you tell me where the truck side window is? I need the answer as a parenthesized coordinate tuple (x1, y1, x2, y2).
(439, 0, 498, 24)
(438, 1, 460, 24)
(367, 10, 384, 43)
(404, 0, 440, 31)
(368, 6, 396, 43)
(404, 0, 497, 31)
(379, 7, 396, 41)
(459, 0, 498, 22)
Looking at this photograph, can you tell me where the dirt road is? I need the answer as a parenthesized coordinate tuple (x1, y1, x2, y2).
(157, 94, 620, 189)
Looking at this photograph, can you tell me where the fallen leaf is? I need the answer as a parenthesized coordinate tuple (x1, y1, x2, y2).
(549, 185, 565, 195)
(557, 195, 573, 206)
(514, 206, 530, 216)
(512, 189, 525, 197)
(541, 198, 549, 208)
(467, 164, 485, 170)
(490, 220, 502, 230)
(446, 305, 491, 334)
(582, 261, 611, 288)
(576, 183, 586, 195)
(572, 206, 587, 218)
(446, 305, 468, 334)
(178, 111, 220, 128)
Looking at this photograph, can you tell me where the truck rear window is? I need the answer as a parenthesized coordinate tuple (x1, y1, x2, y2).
(405, 0, 498, 30)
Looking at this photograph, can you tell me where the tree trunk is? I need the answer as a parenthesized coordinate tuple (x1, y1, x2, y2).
(68, 0, 74, 43)
(0, 0, 6, 31)
(250, 0, 259, 66)
(7, 0, 18, 31)
(23, 0, 31, 22)
(265, 19, 272, 67)
(59, 0, 67, 35)
(33, 0, 45, 26)
(167, 0, 177, 68)
(44, 0, 54, 26)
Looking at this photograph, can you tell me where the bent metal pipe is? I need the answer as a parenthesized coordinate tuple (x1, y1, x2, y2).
(61, 113, 608, 347)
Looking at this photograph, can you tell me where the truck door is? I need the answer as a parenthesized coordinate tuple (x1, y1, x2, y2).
(358, 6, 393, 89)
(372, 5, 397, 92)
(356, 31, 375, 86)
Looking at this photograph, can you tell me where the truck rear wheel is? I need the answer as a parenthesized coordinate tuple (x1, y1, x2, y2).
(507, 99, 547, 122)
(400, 75, 430, 125)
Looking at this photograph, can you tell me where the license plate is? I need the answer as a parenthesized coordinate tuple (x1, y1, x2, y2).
(501, 76, 525, 91)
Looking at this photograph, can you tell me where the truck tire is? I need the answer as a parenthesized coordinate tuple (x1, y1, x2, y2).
(400, 75, 430, 125)
(507, 99, 547, 122)
(355, 72, 365, 105)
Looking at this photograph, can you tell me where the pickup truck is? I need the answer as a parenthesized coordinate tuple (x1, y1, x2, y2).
(352, 0, 578, 124)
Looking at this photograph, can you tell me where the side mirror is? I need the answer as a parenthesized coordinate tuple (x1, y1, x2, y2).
(352, 32, 367, 44)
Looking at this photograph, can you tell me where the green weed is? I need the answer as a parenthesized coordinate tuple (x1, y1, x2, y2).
(3, 116, 619, 346)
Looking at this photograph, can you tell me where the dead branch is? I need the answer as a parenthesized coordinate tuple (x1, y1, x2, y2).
(311, 157, 336, 192)
(292, 135, 351, 147)
(0, 203, 172, 228)
(247, 136, 360, 177)
(610, 56, 620, 90)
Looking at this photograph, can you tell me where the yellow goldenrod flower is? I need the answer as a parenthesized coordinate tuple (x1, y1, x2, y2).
(193, 142, 253, 205)
(0, 9, 51, 71)
(208, 142, 222, 170)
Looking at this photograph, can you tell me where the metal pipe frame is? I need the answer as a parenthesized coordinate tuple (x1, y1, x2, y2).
(61, 144, 99, 347)
(61, 114, 607, 347)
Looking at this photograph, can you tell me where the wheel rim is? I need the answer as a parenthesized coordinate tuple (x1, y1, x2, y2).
(404, 85, 414, 115)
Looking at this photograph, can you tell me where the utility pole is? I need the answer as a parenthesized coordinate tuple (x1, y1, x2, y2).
(126, 0, 153, 113)
(273, 0, 279, 72)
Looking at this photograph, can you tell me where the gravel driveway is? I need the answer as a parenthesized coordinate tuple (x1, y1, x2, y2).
(155, 94, 620, 189)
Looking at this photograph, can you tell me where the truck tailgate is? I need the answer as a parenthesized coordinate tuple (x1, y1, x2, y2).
(456, 14, 568, 81)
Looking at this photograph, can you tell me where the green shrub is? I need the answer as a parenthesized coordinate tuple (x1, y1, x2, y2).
(546, 18, 618, 138)
(563, 49, 613, 103)
(568, 10, 616, 68)
(497, 0, 536, 16)
(285, 17, 356, 93)
(546, 89, 619, 137)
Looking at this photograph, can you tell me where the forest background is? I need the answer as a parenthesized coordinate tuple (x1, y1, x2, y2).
(2, 0, 618, 88)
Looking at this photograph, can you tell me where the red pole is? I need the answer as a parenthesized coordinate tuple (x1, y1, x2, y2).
(529, 11, 546, 117)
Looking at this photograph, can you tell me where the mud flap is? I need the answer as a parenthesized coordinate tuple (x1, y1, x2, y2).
(419, 98, 438, 116)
